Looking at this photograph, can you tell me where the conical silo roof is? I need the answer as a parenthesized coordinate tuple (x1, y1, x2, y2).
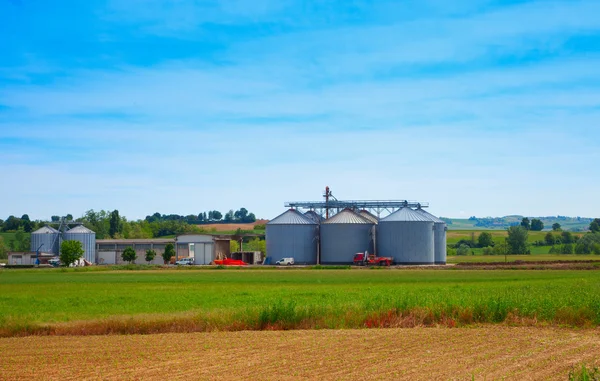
(32, 226, 59, 234)
(66, 225, 95, 234)
(323, 209, 372, 224)
(304, 211, 323, 223)
(359, 210, 379, 224)
(380, 208, 432, 222)
(267, 209, 316, 225)
(414, 207, 445, 223)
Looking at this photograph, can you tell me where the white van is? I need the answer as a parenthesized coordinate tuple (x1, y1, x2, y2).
(275, 257, 295, 266)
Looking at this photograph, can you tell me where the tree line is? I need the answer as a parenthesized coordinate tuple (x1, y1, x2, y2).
(145, 208, 256, 224)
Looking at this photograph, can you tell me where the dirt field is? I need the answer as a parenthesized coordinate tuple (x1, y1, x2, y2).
(1, 327, 598, 380)
(199, 219, 268, 232)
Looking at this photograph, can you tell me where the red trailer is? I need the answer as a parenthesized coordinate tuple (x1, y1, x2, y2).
(353, 252, 393, 266)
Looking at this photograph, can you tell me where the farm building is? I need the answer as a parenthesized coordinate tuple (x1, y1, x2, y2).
(7, 252, 55, 265)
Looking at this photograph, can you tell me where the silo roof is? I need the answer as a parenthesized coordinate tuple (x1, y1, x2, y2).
(380, 208, 433, 222)
(415, 208, 445, 223)
(267, 209, 316, 225)
(304, 211, 323, 223)
(359, 210, 379, 224)
(323, 209, 372, 224)
(66, 225, 96, 234)
(32, 226, 59, 234)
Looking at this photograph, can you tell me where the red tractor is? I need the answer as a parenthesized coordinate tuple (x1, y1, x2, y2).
(353, 252, 393, 266)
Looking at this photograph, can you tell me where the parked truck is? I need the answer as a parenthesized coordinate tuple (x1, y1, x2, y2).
(353, 252, 393, 266)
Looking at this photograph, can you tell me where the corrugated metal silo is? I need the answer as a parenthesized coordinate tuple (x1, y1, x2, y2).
(266, 209, 318, 264)
(414, 207, 447, 264)
(304, 211, 323, 224)
(321, 209, 374, 264)
(377, 208, 434, 264)
(359, 210, 379, 224)
(30, 226, 60, 255)
(63, 225, 96, 263)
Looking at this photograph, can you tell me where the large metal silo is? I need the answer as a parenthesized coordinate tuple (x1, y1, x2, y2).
(377, 208, 434, 264)
(63, 225, 96, 263)
(304, 211, 323, 224)
(266, 209, 318, 265)
(414, 207, 447, 264)
(30, 226, 60, 255)
(321, 209, 374, 264)
(359, 210, 379, 224)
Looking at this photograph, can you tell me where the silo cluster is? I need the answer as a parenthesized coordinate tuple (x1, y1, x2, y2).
(63, 225, 97, 263)
(267, 205, 446, 265)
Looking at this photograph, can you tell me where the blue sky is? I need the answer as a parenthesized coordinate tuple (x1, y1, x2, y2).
(1, 0, 599, 221)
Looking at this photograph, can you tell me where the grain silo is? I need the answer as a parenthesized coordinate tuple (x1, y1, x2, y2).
(320, 209, 374, 264)
(266, 209, 318, 264)
(30, 226, 60, 255)
(63, 225, 96, 263)
(359, 210, 379, 224)
(414, 207, 447, 264)
(377, 208, 434, 264)
(304, 211, 323, 224)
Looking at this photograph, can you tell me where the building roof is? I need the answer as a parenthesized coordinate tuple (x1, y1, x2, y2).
(32, 226, 59, 234)
(414, 207, 445, 224)
(323, 209, 373, 224)
(66, 225, 95, 234)
(267, 209, 316, 225)
(380, 208, 433, 222)
(304, 211, 323, 223)
(97, 238, 175, 244)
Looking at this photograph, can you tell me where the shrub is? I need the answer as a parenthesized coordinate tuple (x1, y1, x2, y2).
(254, 224, 266, 230)
(482, 246, 494, 255)
(456, 244, 469, 256)
(122, 247, 137, 264)
(60, 240, 84, 266)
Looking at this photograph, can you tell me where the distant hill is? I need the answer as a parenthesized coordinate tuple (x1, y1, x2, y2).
(440, 216, 593, 232)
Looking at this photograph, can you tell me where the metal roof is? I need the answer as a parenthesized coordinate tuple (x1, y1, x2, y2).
(267, 209, 316, 225)
(32, 226, 59, 234)
(359, 210, 379, 224)
(66, 225, 96, 234)
(414, 207, 445, 223)
(380, 208, 433, 223)
(304, 211, 323, 223)
(323, 209, 372, 224)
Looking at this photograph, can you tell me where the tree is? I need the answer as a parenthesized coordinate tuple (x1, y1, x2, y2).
(561, 231, 574, 244)
(477, 232, 494, 248)
(456, 244, 469, 256)
(574, 233, 600, 254)
(145, 249, 156, 264)
(560, 243, 574, 254)
(590, 219, 600, 233)
(530, 219, 544, 231)
(520, 217, 531, 230)
(121, 247, 137, 264)
(66, 214, 73, 221)
(212, 211, 222, 221)
(0, 237, 8, 260)
(109, 210, 122, 238)
(506, 226, 528, 254)
(162, 243, 175, 264)
(552, 223, 561, 231)
(51, 215, 60, 222)
(9, 227, 29, 251)
(60, 240, 84, 266)
(544, 232, 556, 246)
(224, 210, 234, 223)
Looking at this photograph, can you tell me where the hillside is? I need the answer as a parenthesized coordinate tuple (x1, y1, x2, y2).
(442, 216, 593, 231)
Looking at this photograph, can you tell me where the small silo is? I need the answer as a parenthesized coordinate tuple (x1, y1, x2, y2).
(266, 209, 318, 264)
(377, 208, 434, 264)
(321, 209, 374, 264)
(414, 207, 447, 265)
(304, 211, 323, 224)
(63, 225, 96, 263)
(30, 226, 60, 255)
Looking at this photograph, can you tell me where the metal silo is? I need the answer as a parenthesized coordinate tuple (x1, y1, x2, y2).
(30, 226, 60, 255)
(304, 211, 323, 224)
(63, 225, 96, 263)
(377, 208, 434, 264)
(414, 207, 447, 265)
(321, 209, 374, 264)
(266, 209, 318, 265)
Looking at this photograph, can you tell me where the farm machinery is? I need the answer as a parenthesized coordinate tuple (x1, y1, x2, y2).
(353, 252, 393, 266)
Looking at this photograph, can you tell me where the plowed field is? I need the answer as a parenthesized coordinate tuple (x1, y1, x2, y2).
(2, 327, 598, 380)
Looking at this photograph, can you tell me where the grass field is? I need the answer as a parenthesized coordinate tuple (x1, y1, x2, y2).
(1, 268, 599, 336)
(1, 327, 598, 380)
(446, 229, 584, 245)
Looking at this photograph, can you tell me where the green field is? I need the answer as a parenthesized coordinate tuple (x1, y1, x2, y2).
(1, 268, 599, 336)
(447, 254, 600, 263)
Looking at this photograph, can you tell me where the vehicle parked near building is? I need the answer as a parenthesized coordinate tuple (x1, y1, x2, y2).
(353, 252, 393, 266)
(275, 257, 295, 266)
(175, 257, 194, 265)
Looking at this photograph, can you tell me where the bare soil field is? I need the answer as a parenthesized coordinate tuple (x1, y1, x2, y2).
(198, 219, 268, 232)
(1, 327, 598, 380)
